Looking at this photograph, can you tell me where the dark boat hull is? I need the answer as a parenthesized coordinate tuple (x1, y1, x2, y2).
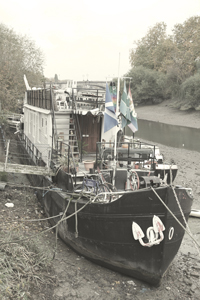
(38, 182, 193, 285)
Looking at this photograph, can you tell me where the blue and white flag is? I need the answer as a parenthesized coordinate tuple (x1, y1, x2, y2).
(119, 80, 131, 129)
(104, 83, 118, 133)
(127, 84, 138, 133)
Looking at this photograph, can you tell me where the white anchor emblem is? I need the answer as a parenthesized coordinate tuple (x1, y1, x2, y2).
(132, 215, 165, 247)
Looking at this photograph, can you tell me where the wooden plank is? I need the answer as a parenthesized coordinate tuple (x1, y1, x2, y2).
(0, 162, 55, 176)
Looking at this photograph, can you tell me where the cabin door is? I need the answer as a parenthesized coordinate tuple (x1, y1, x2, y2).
(78, 115, 101, 153)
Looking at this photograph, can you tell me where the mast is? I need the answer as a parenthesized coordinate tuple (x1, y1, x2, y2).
(112, 55, 121, 186)
(112, 54, 132, 186)
(114, 55, 121, 162)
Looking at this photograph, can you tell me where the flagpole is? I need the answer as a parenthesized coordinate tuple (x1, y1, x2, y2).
(112, 54, 121, 186)
(112, 63, 133, 186)
(114, 54, 120, 154)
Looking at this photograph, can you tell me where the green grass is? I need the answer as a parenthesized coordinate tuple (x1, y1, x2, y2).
(0, 231, 54, 299)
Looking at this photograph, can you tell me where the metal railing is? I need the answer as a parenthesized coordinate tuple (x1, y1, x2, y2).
(19, 133, 49, 167)
(27, 89, 52, 110)
(96, 141, 156, 170)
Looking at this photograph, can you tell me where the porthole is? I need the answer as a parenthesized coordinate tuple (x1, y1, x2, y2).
(168, 227, 174, 240)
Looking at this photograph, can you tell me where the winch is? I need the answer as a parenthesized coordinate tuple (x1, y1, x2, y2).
(139, 176, 161, 189)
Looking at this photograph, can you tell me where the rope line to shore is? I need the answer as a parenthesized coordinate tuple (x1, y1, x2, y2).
(54, 196, 73, 258)
(1, 181, 58, 191)
(171, 185, 200, 255)
(1, 182, 115, 225)
(0, 195, 93, 246)
(151, 186, 200, 253)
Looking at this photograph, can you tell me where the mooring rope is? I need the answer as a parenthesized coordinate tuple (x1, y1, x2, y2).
(2, 213, 63, 224)
(151, 186, 200, 252)
(171, 185, 200, 255)
(171, 185, 191, 230)
(0, 195, 92, 246)
(54, 196, 73, 258)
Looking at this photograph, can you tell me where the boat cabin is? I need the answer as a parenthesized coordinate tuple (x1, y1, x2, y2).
(22, 81, 116, 167)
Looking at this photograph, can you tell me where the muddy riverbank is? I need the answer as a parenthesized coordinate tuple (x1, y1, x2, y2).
(136, 99, 200, 129)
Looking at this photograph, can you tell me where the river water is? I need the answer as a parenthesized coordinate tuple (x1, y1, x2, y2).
(125, 119, 200, 153)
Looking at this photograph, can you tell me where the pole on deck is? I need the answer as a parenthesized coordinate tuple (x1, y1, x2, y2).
(112, 54, 121, 186)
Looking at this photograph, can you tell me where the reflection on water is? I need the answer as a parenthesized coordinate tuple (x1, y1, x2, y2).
(125, 119, 200, 153)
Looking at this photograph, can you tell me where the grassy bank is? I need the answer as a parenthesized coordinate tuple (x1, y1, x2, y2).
(0, 185, 57, 299)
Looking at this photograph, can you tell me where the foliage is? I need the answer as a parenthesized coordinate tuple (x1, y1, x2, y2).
(0, 23, 45, 111)
(78, 140, 88, 155)
(58, 153, 79, 172)
(172, 16, 200, 81)
(179, 73, 200, 109)
(129, 22, 168, 70)
(130, 16, 200, 80)
(128, 16, 200, 108)
(0, 113, 9, 130)
(125, 66, 169, 104)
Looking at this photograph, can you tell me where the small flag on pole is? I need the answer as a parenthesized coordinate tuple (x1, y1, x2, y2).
(109, 83, 117, 112)
(104, 83, 118, 133)
(127, 84, 138, 133)
(119, 80, 131, 129)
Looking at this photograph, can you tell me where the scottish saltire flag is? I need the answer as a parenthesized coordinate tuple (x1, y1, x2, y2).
(119, 81, 131, 129)
(104, 83, 118, 133)
(127, 84, 138, 133)
(109, 84, 117, 112)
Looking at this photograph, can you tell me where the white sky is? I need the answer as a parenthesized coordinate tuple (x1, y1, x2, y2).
(1, 0, 200, 81)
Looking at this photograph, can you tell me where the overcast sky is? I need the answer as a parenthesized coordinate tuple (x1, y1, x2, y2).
(1, 0, 200, 81)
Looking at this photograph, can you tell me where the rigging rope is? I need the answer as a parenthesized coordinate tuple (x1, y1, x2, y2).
(151, 186, 200, 253)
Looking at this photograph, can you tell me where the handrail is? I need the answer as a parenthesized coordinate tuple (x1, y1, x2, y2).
(96, 141, 157, 170)
(72, 87, 105, 110)
(71, 95, 82, 161)
(74, 113, 82, 161)
(56, 141, 77, 181)
(18, 132, 45, 166)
